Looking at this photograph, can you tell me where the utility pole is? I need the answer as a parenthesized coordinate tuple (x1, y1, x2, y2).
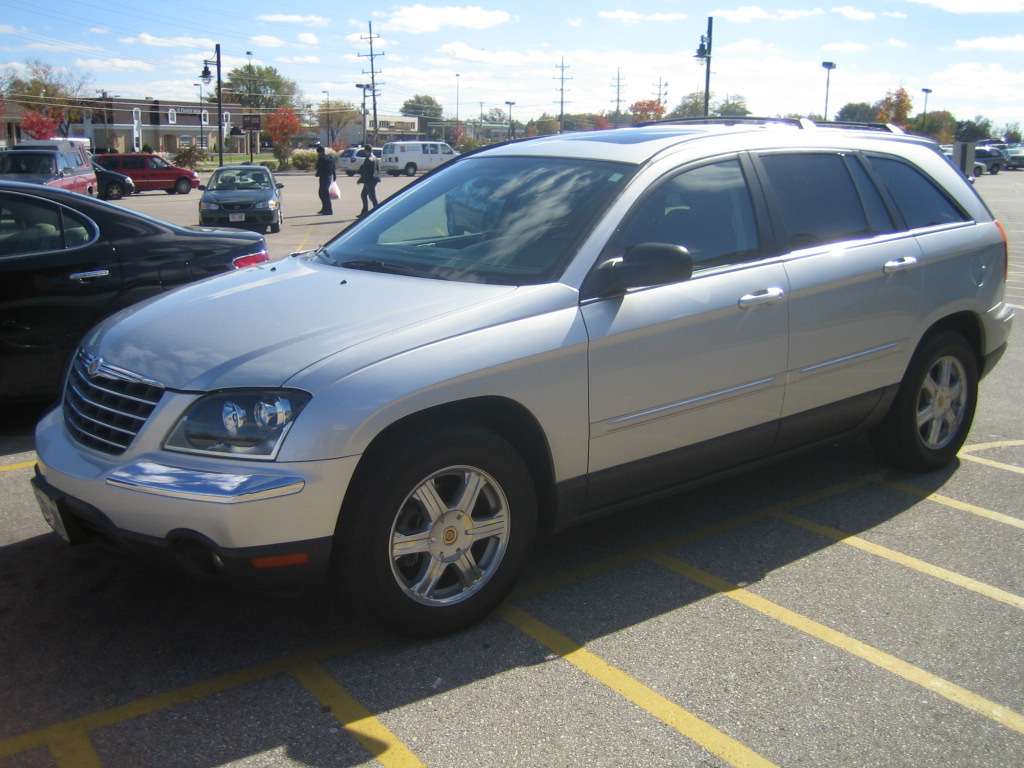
(554, 57, 572, 133)
(610, 68, 626, 127)
(654, 77, 670, 110)
(359, 22, 385, 145)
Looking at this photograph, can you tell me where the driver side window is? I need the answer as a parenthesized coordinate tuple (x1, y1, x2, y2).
(618, 158, 760, 270)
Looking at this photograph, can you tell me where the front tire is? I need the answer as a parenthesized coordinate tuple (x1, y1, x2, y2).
(105, 181, 125, 200)
(334, 422, 537, 637)
(404, 163, 417, 176)
(175, 178, 192, 194)
(870, 331, 978, 471)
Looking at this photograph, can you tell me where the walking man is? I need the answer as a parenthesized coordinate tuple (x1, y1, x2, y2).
(314, 145, 335, 215)
(356, 144, 381, 218)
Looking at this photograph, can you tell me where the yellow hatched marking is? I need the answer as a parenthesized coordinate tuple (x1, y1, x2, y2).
(651, 553, 1024, 736)
(291, 661, 427, 768)
(883, 480, 1024, 530)
(0, 460, 36, 472)
(774, 511, 1024, 611)
(498, 604, 780, 768)
(959, 440, 1024, 474)
(49, 733, 102, 768)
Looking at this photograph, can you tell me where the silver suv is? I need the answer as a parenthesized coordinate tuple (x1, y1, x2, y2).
(33, 120, 1013, 637)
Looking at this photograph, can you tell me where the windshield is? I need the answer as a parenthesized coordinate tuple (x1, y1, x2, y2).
(321, 155, 633, 285)
(208, 169, 273, 191)
(0, 152, 57, 175)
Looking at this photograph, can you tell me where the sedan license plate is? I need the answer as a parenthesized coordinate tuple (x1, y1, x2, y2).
(33, 484, 70, 542)
(229, 212, 246, 222)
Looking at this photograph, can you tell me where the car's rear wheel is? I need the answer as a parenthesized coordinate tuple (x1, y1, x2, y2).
(105, 181, 125, 200)
(175, 178, 192, 194)
(870, 331, 978, 471)
(334, 422, 537, 637)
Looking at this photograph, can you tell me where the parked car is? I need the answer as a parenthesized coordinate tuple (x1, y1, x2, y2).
(94, 153, 200, 194)
(0, 180, 269, 402)
(0, 144, 98, 196)
(381, 140, 457, 176)
(32, 120, 1012, 637)
(92, 161, 135, 200)
(973, 145, 1007, 174)
(198, 165, 284, 234)
(340, 146, 382, 176)
(1004, 143, 1024, 169)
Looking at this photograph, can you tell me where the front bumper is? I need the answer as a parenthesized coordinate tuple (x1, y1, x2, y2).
(200, 210, 278, 228)
(33, 407, 360, 591)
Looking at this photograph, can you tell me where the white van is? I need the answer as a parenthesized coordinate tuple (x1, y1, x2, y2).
(381, 141, 458, 176)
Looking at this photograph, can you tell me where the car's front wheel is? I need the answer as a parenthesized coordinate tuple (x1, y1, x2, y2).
(175, 178, 193, 194)
(404, 163, 417, 176)
(334, 422, 537, 637)
(105, 181, 125, 200)
(870, 331, 978, 471)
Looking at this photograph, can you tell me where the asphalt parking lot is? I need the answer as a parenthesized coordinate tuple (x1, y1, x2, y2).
(0, 166, 1021, 768)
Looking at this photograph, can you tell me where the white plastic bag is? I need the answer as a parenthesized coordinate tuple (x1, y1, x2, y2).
(328, 180, 341, 199)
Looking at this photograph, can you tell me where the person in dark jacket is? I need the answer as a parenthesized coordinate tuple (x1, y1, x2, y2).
(314, 145, 335, 215)
(356, 144, 380, 218)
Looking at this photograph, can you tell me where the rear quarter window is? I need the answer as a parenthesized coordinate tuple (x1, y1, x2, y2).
(866, 155, 969, 229)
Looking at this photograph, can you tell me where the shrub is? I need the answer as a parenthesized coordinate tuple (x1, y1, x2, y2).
(171, 145, 209, 170)
(289, 147, 335, 171)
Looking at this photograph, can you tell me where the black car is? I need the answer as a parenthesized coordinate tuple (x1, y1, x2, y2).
(0, 180, 270, 402)
(92, 161, 135, 200)
(198, 165, 284, 234)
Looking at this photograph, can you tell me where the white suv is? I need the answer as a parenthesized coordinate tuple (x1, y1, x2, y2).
(33, 120, 1013, 637)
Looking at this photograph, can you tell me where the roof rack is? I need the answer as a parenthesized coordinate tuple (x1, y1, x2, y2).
(637, 116, 906, 134)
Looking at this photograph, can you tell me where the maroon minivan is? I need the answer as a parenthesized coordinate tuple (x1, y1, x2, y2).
(95, 154, 199, 194)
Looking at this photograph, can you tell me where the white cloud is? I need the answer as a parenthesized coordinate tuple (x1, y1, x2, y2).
(298, 33, 319, 45)
(257, 14, 330, 27)
(719, 38, 782, 55)
(888, 39, 908, 47)
(956, 34, 1024, 52)
(598, 11, 686, 23)
(278, 56, 319, 64)
(378, 5, 511, 34)
(88, 27, 109, 34)
(119, 33, 214, 48)
(567, 18, 583, 27)
(252, 35, 287, 48)
(715, 6, 826, 23)
(901, 0, 1024, 11)
(76, 57, 152, 72)
(832, 6, 875, 20)
(823, 42, 869, 52)
(437, 41, 552, 66)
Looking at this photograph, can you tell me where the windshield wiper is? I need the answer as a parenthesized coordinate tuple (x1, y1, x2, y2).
(340, 258, 426, 276)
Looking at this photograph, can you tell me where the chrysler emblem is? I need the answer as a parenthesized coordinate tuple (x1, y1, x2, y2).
(87, 356, 104, 378)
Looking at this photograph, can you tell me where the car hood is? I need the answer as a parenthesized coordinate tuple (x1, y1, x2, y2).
(83, 256, 566, 393)
(201, 189, 276, 204)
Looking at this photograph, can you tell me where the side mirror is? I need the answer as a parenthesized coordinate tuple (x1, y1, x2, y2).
(582, 242, 694, 300)
(197, 184, 208, 191)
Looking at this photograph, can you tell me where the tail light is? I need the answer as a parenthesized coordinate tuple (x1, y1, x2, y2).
(994, 220, 1009, 281)
(232, 248, 270, 268)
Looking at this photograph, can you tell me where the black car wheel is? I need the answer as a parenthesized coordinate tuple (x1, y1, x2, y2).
(404, 163, 417, 176)
(870, 331, 978, 471)
(104, 182, 125, 200)
(334, 422, 537, 637)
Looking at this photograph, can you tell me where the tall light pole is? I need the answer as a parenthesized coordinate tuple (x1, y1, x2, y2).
(694, 16, 713, 117)
(822, 61, 836, 121)
(246, 51, 255, 161)
(193, 83, 205, 151)
(199, 43, 223, 167)
(356, 84, 371, 145)
(455, 73, 460, 145)
(505, 101, 516, 140)
(921, 87, 932, 136)
(321, 90, 330, 147)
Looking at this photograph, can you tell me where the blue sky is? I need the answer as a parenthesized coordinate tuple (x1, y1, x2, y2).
(2, 2, 1023, 128)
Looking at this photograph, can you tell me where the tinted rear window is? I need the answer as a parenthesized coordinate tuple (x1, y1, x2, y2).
(866, 155, 969, 229)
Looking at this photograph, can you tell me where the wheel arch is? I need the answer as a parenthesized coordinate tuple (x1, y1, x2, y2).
(345, 396, 559, 535)
(919, 311, 984, 372)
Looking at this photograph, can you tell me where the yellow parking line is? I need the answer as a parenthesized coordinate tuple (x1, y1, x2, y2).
(651, 553, 1024, 736)
(291, 660, 426, 768)
(883, 480, 1024, 530)
(774, 511, 1024, 610)
(498, 604, 780, 768)
(49, 733, 102, 768)
(0, 460, 36, 472)
(959, 440, 1024, 474)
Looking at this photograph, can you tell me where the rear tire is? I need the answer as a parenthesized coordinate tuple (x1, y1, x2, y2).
(870, 331, 978, 471)
(333, 422, 536, 637)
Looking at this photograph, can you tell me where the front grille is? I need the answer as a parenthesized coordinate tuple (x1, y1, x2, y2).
(63, 351, 165, 455)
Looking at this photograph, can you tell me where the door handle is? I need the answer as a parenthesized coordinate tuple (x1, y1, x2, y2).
(883, 256, 919, 274)
(738, 287, 785, 309)
(68, 270, 110, 281)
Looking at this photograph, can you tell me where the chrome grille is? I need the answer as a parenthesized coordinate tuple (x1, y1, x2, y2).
(63, 351, 165, 455)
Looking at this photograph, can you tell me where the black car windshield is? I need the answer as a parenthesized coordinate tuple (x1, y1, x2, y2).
(321, 155, 633, 285)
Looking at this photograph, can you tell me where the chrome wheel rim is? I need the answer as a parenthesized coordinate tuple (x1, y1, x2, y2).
(389, 465, 510, 606)
(916, 354, 969, 450)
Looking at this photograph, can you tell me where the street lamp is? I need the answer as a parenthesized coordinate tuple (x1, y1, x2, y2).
(921, 87, 932, 136)
(199, 43, 223, 167)
(694, 16, 713, 117)
(246, 51, 255, 161)
(193, 83, 205, 151)
(455, 73, 460, 145)
(356, 84, 372, 145)
(322, 90, 330, 147)
(821, 61, 836, 121)
(505, 101, 516, 140)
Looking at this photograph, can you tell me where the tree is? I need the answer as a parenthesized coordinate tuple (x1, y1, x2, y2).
(401, 95, 443, 119)
(225, 64, 300, 111)
(955, 116, 995, 142)
(667, 92, 711, 119)
(876, 87, 913, 129)
(629, 99, 666, 125)
(917, 109, 957, 143)
(530, 113, 560, 136)
(265, 107, 304, 165)
(835, 102, 878, 123)
(716, 95, 750, 117)
(317, 100, 359, 147)
(7, 59, 92, 137)
(20, 108, 64, 139)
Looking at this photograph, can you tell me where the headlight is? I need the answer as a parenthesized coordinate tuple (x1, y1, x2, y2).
(253, 200, 279, 209)
(165, 389, 311, 459)
(199, 202, 220, 210)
